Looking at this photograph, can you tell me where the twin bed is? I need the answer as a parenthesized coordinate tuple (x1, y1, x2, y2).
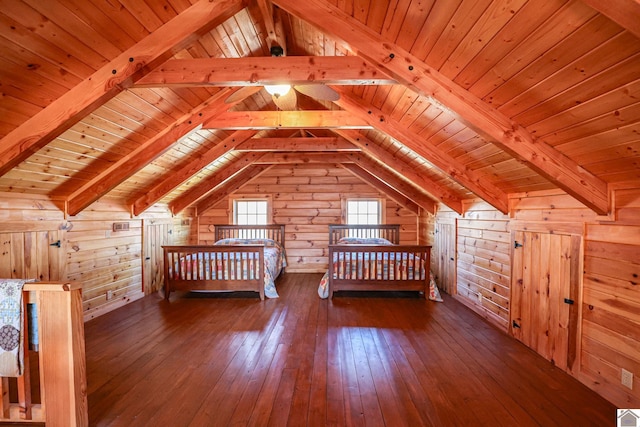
(318, 224, 434, 299)
(163, 225, 286, 300)
(163, 224, 436, 300)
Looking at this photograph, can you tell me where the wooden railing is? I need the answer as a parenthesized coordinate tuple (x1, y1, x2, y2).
(0, 282, 88, 426)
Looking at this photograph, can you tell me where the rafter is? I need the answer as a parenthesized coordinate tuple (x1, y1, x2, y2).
(273, 0, 610, 214)
(0, 0, 244, 178)
(580, 0, 640, 39)
(203, 111, 371, 130)
(196, 164, 274, 215)
(336, 91, 510, 213)
(256, 0, 286, 51)
(342, 155, 436, 214)
(130, 130, 257, 216)
(134, 56, 395, 87)
(61, 88, 240, 216)
(235, 137, 359, 151)
(336, 130, 464, 214)
(170, 152, 267, 215)
(341, 164, 421, 215)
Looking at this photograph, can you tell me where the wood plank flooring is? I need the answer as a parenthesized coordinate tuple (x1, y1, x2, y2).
(85, 273, 615, 426)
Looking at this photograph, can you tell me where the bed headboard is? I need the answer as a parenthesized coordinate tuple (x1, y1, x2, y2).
(214, 224, 286, 246)
(328, 224, 401, 244)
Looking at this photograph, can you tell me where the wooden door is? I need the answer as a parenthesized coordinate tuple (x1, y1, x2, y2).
(0, 227, 67, 281)
(142, 220, 174, 295)
(510, 230, 581, 372)
(433, 219, 457, 295)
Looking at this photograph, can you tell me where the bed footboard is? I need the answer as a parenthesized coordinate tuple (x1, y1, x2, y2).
(163, 245, 265, 300)
(328, 245, 431, 298)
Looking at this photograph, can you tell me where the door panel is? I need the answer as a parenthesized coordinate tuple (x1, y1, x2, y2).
(511, 230, 580, 371)
(434, 220, 456, 295)
(142, 221, 174, 295)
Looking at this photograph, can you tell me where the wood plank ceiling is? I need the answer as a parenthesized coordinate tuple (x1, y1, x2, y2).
(0, 0, 638, 217)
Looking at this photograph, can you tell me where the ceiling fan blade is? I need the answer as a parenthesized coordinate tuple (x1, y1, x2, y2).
(272, 89, 297, 110)
(294, 84, 340, 101)
(224, 86, 263, 104)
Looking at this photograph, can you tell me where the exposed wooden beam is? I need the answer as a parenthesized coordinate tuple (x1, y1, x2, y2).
(256, 0, 285, 51)
(235, 137, 360, 151)
(130, 130, 257, 216)
(581, 0, 640, 39)
(170, 152, 266, 215)
(341, 164, 420, 215)
(274, 0, 610, 214)
(134, 56, 396, 88)
(0, 0, 245, 178)
(336, 91, 510, 213)
(203, 111, 372, 130)
(342, 157, 436, 215)
(196, 164, 274, 215)
(336, 130, 464, 214)
(61, 88, 239, 216)
(254, 152, 352, 164)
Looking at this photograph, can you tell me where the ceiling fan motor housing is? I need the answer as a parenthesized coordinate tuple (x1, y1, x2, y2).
(270, 45, 285, 57)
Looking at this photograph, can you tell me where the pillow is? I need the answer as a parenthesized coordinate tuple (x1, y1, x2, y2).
(214, 238, 281, 248)
(336, 236, 393, 245)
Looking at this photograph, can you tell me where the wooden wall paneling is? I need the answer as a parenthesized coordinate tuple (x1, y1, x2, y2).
(418, 210, 435, 246)
(0, 233, 14, 277)
(65, 213, 145, 319)
(451, 201, 511, 330)
(581, 220, 640, 405)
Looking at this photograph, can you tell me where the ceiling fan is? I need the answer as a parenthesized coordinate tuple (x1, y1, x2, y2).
(225, 46, 340, 110)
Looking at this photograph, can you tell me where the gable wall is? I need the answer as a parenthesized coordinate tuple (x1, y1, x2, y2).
(197, 163, 421, 273)
(430, 187, 640, 408)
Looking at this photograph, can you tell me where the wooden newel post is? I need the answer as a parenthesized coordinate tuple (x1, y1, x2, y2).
(26, 282, 88, 427)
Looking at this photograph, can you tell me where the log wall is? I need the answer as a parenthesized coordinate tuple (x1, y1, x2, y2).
(431, 187, 640, 407)
(0, 193, 193, 320)
(198, 164, 420, 273)
(435, 200, 511, 329)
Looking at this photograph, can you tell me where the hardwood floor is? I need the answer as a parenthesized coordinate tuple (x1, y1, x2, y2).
(85, 273, 615, 426)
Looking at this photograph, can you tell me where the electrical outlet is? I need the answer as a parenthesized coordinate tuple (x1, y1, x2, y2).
(106, 290, 114, 300)
(622, 368, 633, 389)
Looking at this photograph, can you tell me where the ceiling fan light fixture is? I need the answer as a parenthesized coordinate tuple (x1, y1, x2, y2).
(264, 84, 291, 97)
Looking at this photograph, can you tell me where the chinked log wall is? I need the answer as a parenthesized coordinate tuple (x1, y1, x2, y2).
(432, 187, 640, 408)
(198, 164, 421, 273)
(0, 193, 193, 320)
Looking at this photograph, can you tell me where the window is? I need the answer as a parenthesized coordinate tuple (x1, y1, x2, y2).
(346, 199, 381, 225)
(233, 199, 269, 225)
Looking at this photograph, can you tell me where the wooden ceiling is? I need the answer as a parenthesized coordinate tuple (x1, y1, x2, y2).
(0, 0, 638, 217)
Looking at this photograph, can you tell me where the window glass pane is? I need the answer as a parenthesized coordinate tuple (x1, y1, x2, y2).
(346, 199, 380, 225)
(235, 200, 268, 225)
(248, 201, 257, 215)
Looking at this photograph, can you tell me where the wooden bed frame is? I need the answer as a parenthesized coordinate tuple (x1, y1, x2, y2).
(327, 224, 431, 298)
(163, 224, 286, 300)
(328, 223, 400, 244)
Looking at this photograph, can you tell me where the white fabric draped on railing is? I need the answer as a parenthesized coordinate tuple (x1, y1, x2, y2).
(0, 279, 30, 377)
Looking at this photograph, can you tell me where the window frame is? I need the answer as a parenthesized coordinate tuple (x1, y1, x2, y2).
(229, 195, 272, 225)
(341, 197, 385, 225)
